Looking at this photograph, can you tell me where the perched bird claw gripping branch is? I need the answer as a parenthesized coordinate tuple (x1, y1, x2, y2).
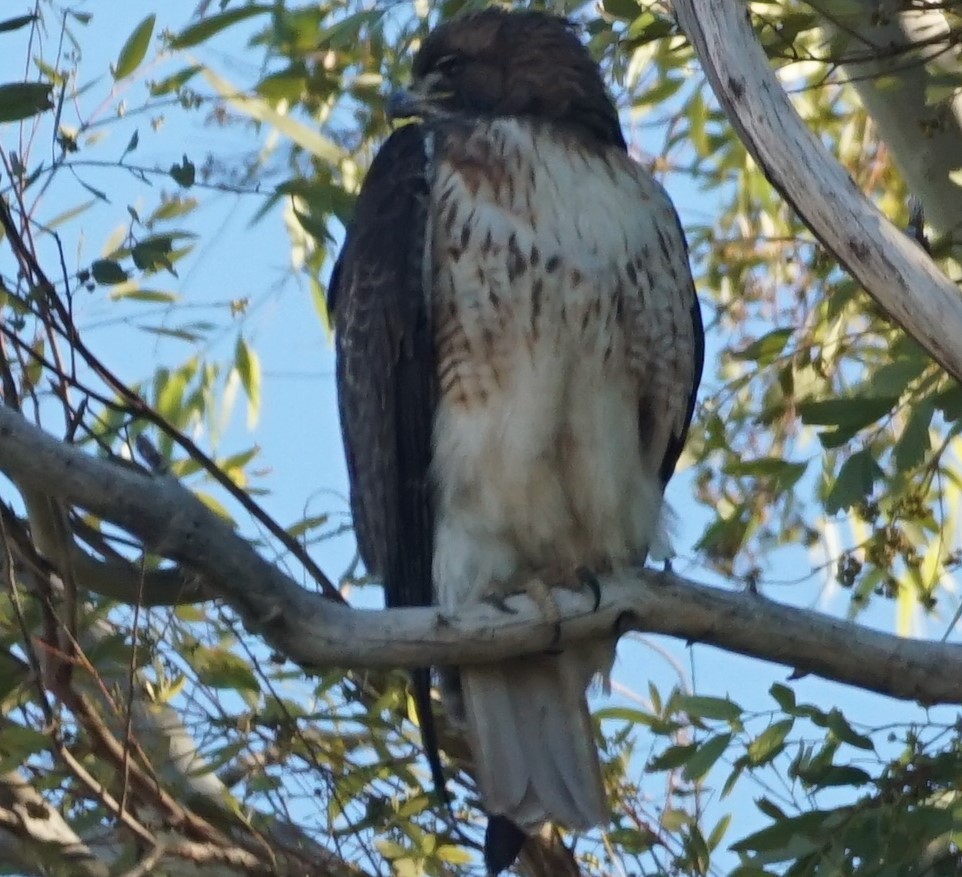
(329, 8, 703, 873)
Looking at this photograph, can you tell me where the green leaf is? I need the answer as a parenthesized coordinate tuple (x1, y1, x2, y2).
(235, 336, 261, 428)
(122, 129, 139, 157)
(684, 733, 732, 781)
(0, 724, 50, 769)
(695, 509, 749, 559)
(201, 67, 344, 163)
(634, 73, 684, 105)
(148, 195, 199, 223)
(113, 14, 155, 80)
(688, 89, 709, 157)
(798, 763, 872, 787)
(91, 259, 129, 285)
(150, 65, 202, 97)
(732, 328, 792, 364)
(726, 457, 808, 490)
(139, 323, 208, 342)
(254, 67, 307, 103)
(0, 14, 37, 34)
(0, 654, 29, 704)
(77, 178, 109, 202)
(707, 813, 732, 851)
(0, 82, 53, 123)
(286, 514, 330, 539)
(732, 810, 830, 855)
(626, 11, 675, 45)
(374, 839, 408, 860)
(602, 0, 640, 19)
(191, 646, 259, 694)
(595, 705, 680, 734)
(675, 694, 744, 723)
(155, 367, 186, 422)
(44, 199, 95, 230)
(169, 6, 273, 49)
(825, 709, 874, 750)
(756, 797, 787, 821)
(894, 400, 933, 472)
(798, 395, 896, 430)
(169, 155, 195, 188)
(131, 235, 174, 272)
(110, 289, 177, 303)
(769, 683, 796, 712)
(934, 382, 962, 421)
(292, 205, 333, 246)
(649, 742, 697, 771)
(435, 845, 472, 865)
(867, 357, 927, 398)
(747, 719, 793, 765)
(825, 450, 884, 515)
(925, 71, 962, 106)
(660, 808, 691, 831)
(310, 276, 332, 337)
(315, 10, 383, 50)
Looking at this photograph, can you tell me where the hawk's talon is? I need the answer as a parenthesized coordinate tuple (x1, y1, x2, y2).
(576, 566, 602, 611)
(547, 620, 563, 651)
(482, 593, 518, 615)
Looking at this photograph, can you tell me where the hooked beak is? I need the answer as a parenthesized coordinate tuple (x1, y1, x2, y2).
(386, 75, 449, 123)
(386, 88, 427, 122)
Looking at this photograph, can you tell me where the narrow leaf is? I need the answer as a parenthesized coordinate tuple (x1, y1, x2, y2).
(201, 67, 344, 163)
(0, 82, 53, 123)
(798, 395, 896, 429)
(169, 6, 272, 49)
(894, 399, 933, 472)
(675, 694, 743, 723)
(113, 15, 155, 80)
(91, 259, 129, 285)
(825, 450, 883, 515)
(234, 336, 261, 428)
(769, 683, 796, 712)
(0, 14, 37, 34)
(747, 719, 793, 765)
(825, 709, 873, 750)
(649, 742, 697, 771)
(684, 733, 732, 781)
(733, 328, 792, 364)
(150, 65, 202, 97)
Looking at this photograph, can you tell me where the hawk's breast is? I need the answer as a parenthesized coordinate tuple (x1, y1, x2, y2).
(429, 119, 695, 604)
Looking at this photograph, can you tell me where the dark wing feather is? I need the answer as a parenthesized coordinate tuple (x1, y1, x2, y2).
(656, 213, 705, 488)
(330, 124, 434, 606)
(329, 125, 447, 798)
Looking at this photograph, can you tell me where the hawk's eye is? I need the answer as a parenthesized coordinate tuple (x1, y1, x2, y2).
(434, 53, 464, 77)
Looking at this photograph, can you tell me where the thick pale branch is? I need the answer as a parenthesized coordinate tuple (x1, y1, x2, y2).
(672, 0, 962, 384)
(0, 771, 109, 877)
(807, 0, 962, 239)
(2, 406, 962, 705)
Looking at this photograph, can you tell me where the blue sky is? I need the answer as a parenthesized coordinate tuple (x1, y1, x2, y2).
(2, 1, 959, 873)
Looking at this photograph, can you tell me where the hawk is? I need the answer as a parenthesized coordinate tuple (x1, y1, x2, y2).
(330, 8, 703, 871)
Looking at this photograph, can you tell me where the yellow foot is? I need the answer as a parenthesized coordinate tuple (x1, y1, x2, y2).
(482, 565, 605, 648)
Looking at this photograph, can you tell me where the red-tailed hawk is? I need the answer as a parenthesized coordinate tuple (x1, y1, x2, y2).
(330, 8, 703, 871)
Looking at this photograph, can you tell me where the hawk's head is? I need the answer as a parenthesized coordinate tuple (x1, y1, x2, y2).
(389, 8, 625, 149)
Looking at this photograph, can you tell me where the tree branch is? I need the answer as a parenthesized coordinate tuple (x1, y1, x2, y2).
(1, 501, 211, 606)
(672, 0, 962, 385)
(0, 771, 110, 877)
(2, 405, 962, 705)
(806, 0, 962, 240)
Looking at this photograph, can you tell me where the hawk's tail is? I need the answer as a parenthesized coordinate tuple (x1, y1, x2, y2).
(459, 651, 608, 839)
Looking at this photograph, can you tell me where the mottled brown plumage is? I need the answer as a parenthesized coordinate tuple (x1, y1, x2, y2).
(330, 9, 703, 872)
